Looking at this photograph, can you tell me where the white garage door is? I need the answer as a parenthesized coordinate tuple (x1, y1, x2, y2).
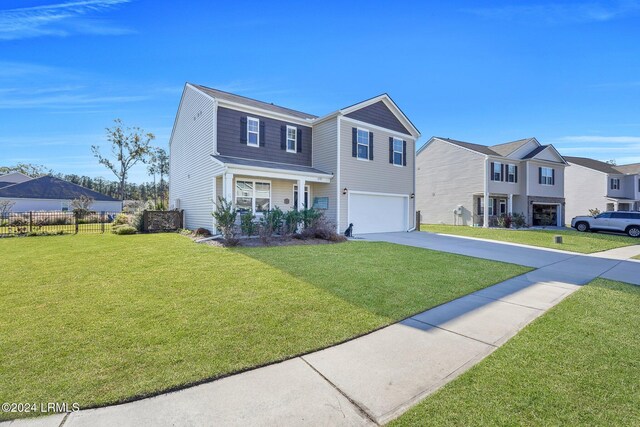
(349, 192, 408, 234)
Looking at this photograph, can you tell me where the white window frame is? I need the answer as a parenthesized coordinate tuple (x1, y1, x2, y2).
(247, 117, 260, 147)
(235, 179, 271, 212)
(356, 128, 370, 161)
(488, 197, 495, 216)
(61, 201, 70, 212)
(286, 125, 297, 153)
(292, 184, 310, 209)
(541, 167, 554, 186)
(492, 162, 502, 181)
(507, 164, 516, 183)
(392, 137, 403, 166)
(611, 178, 621, 190)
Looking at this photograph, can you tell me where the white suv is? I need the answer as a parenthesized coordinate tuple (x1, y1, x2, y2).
(571, 211, 640, 237)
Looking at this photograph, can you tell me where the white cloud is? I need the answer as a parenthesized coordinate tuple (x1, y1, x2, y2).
(0, 0, 132, 40)
(464, 1, 640, 24)
(557, 135, 640, 144)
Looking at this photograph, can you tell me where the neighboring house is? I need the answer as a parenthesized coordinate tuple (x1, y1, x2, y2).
(0, 172, 32, 188)
(416, 137, 567, 227)
(564, 157, 640, 219)
(169, 83, 420, 234)
(0, 175, 122, 212)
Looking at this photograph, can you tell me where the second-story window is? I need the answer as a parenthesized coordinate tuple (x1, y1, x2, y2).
(286, 126, 297, 153)
(491, 162, 502, 181)
(392, 138, 403, 166)
(611, 178, 621, 190)
(247, 117, 259, 147)
(540, 167, 554, 185)
(507, 164, 517, 183)
(357, 129, 370, 160)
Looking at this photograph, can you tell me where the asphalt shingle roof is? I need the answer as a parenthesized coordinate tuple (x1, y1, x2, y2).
(434, 137, 500, 156)
(489, 138, 534, 156)
(212, 155, 332, 176)
(0, 176, 119, 201)
(564, 156, 622, 174)
(615, 163, 640, 174)
(193, 84, 318, 120)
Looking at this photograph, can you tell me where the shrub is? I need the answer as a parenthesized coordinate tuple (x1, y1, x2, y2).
(282, 209, 301, 236)
(112, 225, 137, 235)
(194, 227, 211, 237)
(258, 207, 284, 244)
(112, 213, 130, 226)
(212, 197, 238, 245)
(300, 207, 322, 229)
(588, 208, 601, 217)
(240, 210, 257, 237)
(131, 210, 145, 232)
(512, 212, 527, 229)
(497, 214, 512, 229)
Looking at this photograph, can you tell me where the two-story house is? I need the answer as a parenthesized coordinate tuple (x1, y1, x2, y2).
(169, 83, 420, 234)
(564, 157, 640, 220)
(416, 137, 567, 227)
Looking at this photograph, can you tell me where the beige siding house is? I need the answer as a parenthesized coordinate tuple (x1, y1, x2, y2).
(564, 157, 640, 220)
(416, 137, 567, 227)
(169, 84, 420, 234)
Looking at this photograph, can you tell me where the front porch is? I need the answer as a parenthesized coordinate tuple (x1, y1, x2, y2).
(473, 194, 515, 227)
(606, 198, 640, 212)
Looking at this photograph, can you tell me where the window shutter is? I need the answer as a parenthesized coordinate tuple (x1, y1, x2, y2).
(490, 162, 495, 181)
(514, 165, 518, 183)
(477, 197, 482, 215)
(280, 125, 286, 150)
(389, 137, 393, 164)
(493, 198, 498, 215)
(403, 140, 407, 166)
(296, 128, 302, 153)
(551, 168, 555, 185)
(539, 167, 542, 184)
(369, 132, 374, 160)
(259, 121, 265, 147)
(352, 128, 357, 157)
(240, 117, 247, 143)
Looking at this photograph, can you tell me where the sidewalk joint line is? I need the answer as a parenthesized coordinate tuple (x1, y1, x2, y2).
(408, 317, 499, 348)
(470, 292, 546, 312)
(300, 356, 380, 426)
(58, 412, 71, 427)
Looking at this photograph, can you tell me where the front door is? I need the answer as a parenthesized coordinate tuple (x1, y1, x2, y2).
(293, 185, 309, 210)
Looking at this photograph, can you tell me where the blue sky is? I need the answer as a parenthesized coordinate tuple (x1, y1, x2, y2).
(1, 0, 640, 183)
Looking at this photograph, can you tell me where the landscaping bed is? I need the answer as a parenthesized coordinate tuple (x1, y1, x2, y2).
(0, 233, 529, 420)
(422, 224, 638, 253)
(391, 278, 640, 426)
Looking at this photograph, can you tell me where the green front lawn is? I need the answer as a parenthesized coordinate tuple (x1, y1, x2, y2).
(422, 224, 638, 253)
(391, 278, 640, 426)
(0, 234, 529, 420)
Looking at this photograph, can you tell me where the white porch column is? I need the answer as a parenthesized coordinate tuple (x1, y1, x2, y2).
(508, 194, 513, 215)
(223, 172, 234, 203)
(297, 178, 306, 210)
(483, 157, 490, 228)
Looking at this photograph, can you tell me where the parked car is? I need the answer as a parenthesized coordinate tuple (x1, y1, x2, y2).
(571, 211, 640, 237)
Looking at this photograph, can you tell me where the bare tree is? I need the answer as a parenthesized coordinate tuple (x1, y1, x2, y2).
(0, 200, 15, 220)
(147, 149, 159, 207)
(156, 148, 169, 209)
(70, 195, 94, 215)
(92, 119, 155, 201)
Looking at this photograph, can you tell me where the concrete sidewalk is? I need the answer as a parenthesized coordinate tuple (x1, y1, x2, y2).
(6, 234, 640, 427)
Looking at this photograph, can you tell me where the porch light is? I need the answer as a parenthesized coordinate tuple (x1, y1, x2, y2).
(410, 193, 415, 199)
(343, 187, 348, 195)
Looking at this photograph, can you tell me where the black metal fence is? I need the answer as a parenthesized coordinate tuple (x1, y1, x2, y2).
(0, 211, 120, 237)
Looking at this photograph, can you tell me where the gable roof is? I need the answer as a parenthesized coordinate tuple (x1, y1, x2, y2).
(522, 145, 568, 164)
(191, 84, 318, 120)
(338, 93, 420, 137)
(615, 162, 640, 174)
(0, 172, 33, 185)
(344, 100, 411, 135)
(489, 138, 536, 156)
(430, 137, 500, 156)
(0, 176, 119, 201)
(564, 156, 622, 174)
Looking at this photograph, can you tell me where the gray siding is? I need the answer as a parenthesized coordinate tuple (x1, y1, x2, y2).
(311, 118, 339, 227)
(487, 161, 525, 195)
(607, 174, 627, 198)
(217, 106, 312, 166)
(339, 118, 415, 230)
(526, 161, 565, 198)
(416, 139, 484, 225)
(168, 86, 216, 231)
(344, 101, 410, 135)
(565, 163, 608, 220)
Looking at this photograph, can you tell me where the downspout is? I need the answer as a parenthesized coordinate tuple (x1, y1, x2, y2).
(336, 115, 341, 233)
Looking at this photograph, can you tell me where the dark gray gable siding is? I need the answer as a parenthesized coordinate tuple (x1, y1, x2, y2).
(217, 107, 312, 166)
(344, 101, 410, 135)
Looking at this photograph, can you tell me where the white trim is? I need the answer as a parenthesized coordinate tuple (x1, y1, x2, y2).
(347, 190, 411, 233)
(336, 116, 341, 232)
(286, 125, 297, 153)
(212, 177, 217, 231)
(339, 95, 420, 138)
(246, 116, 260, 147)
(392, 137, 403, 166)
(531, 202, 562, 227)
(226, 167, 331, 183)
(540, 167, 554, 186)
(234, 178, 272, 212)
(341, 116, 414, 139)
(212, 99, 219, 155)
